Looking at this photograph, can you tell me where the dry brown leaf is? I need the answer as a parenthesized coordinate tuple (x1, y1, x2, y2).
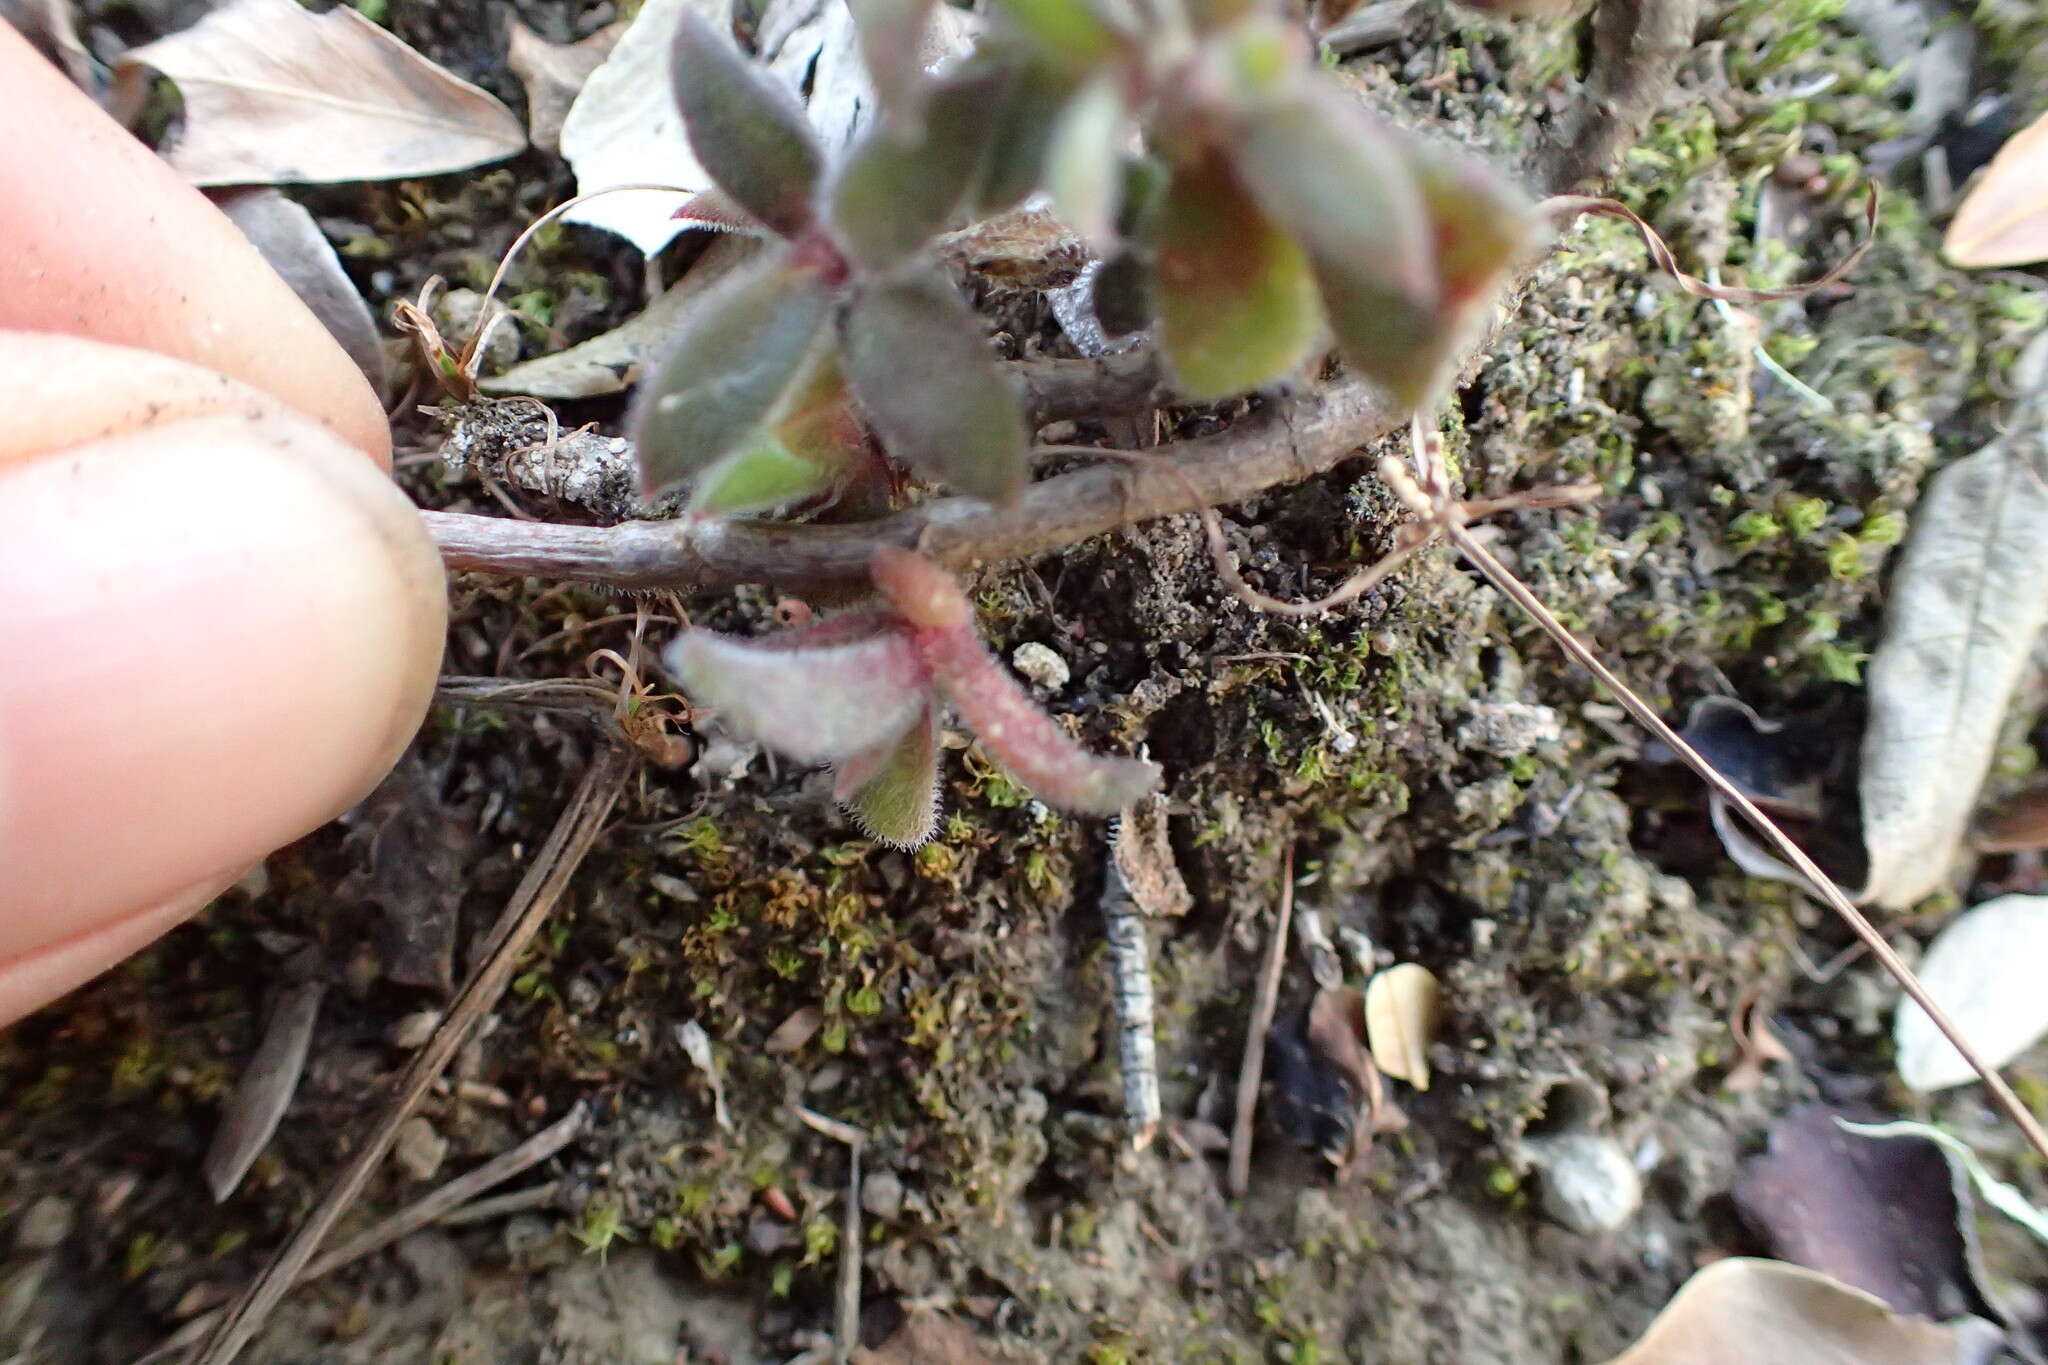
(1601, 1258, 2000, 1365)
(1945, 110, 2048, 268)
(851, 1310, 1018, 1364)
(505, 17, 623, 156)
(119, 0, 525, 186)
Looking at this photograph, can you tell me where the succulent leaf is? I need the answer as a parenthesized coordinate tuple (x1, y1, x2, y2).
(835, 703, 943, 847)
(687, 441, 840, 517)
(848, 0, 942, 129)
(1154, 152, 1323, 400)
(665, 616, 930, 762)
(629, 248, 836, 497)
(969, 58, 1078, 215)
(871, 548, 1160, 814)
(840, 267, 1029, 504)
(670, 8, 823, 239)
(985, 0, 1119, 69)
(1044, 73, 1127, 250)
(829, 63, 1010, 271)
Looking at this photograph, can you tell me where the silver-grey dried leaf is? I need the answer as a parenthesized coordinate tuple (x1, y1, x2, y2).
(1861, 393, 2048, 906)
(506, 16, 624, 155)
(212, 187, 386, 397)
(202, 981, 325, 1202)
(1895, 894, 2048, 1091)
(119, 0, 526, 186)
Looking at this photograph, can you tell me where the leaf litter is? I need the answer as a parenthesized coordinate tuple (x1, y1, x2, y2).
(1894, 894, 2048, 1092)
(118, 0, 525, 186)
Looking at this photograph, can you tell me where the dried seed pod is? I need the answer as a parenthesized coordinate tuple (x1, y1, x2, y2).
(1364, 962, 1441, 1091)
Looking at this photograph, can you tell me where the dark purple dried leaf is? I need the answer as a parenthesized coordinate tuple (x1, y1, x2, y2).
(629, 249, 835, 498)
(670, 8, 823, 239)
(840, 267, 1028, 504)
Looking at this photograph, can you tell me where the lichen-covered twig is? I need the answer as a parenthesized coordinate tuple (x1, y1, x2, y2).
(188, 747, 630, 1365)
(1101, 837, 1162, 1151)
(1539, 0, 1705, 194)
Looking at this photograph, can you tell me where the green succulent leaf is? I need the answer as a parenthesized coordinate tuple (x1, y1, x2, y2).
(829, 64, 1009, 270)
(986, 0, 1120, 69)
(687, 441, 839, 518)
(968, 57, 1077, 215)
(665, 616, 930, 763)
(840, 266, 1029, 504)
(835, 703, 942, 848)
(1045, 73, 1127, 249)
(629, 249, 835, 498)
(1154, 152, 1323, 400)
(848, 0, 943, 129)
(1091, 249, 1155, 337)
(670, 8, 824, 239)
(1408, 142, 1543, 310)
(1230, 84, 1442, 407)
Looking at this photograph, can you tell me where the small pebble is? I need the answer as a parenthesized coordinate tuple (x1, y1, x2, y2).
(861, 1170, 905, 1222)
(1011, 642, 1070, 691)
(393, 1116, 449, 1182)
(13, 1195, 74, 1253)
(1532, 1133, 1642, 1235)
(390, 1011, 443, 1050)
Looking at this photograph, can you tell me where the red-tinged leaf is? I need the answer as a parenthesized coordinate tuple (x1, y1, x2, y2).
(664, 618, 931, 762)
(849, 0, 942, 130)
(835, 703, 942, 847)
(629, 249, 835, 497)
(917, 620, 1160, 813)
(1408, 142, 1541, 311)
(1944, 109, 2048, 268)
(1044, 73, 1127, 250)
(828, 63, 1009, 270)
(872, 547, 1158, 812)
(870, 545, 972, 629)
(670, 8, 823, 239)
(840, 266, 1029, 504)
(1154, 151, 1323, 400)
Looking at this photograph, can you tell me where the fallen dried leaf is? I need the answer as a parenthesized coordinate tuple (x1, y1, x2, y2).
(1600, 1258, 2001, 1365)
(506, 16, 623, 155)
(1364, 962, 1441, 1091)
(119, 0, 526, 186)
(1723, 986, 1793, 1094)
(1860, 392, 2048, 907)
(1944, 109, 2048, 268)
(851, 1309, 1013, 1364)
(1111, 796, 1192, 919)
(764, 1006, 825, 1055)
(1895, 894, 2048, 1092)
(203, 982, 325, 1202)
(557, 0, 731, 254)
(1732, 1104, 1996, 1324)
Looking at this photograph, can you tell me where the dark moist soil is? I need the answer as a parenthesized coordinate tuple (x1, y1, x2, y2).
(7, 1, 2048, 1362)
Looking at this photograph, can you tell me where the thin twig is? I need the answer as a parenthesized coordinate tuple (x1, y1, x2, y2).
(186, 747, 631, 1365)
(1540, 0, 1706, 194)
(792, 1106, 865, 1365)
(1101, 843, 1162, 1151)
(425, 377, 1397, 593)
(1229, 845, 1296, 1200)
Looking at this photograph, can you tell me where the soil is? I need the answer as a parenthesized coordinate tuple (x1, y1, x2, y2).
(5, 1, 2048, 1362)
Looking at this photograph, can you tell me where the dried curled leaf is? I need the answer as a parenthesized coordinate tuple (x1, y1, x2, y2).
(872, 548, 1161, 814)
(1600, 1258, 1999, 1365)
(670, 6, 823, 239)
(828, 64, 1009, 270)
(1944, 109, 2048, 268)
(1363, 962, 1440, 1091)
(1859, 433, 2048, 907)
(835, 703, 943, 848)
(664, 614, 930, 762)
(1155, 151, 1323, 401)
(840, 267, 1029, 504)
(629, 249, 835, 498)
(119, 0, 526, 186)
(1894, 895, 2048, 1092)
